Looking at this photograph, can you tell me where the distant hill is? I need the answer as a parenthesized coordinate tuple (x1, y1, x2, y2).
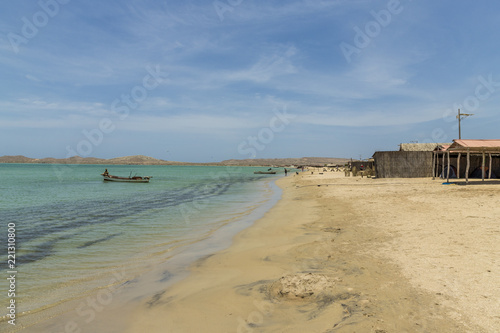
(218, 157, 349, 167)
(0, 155, 349, 166)
(0, 155, 37, 163)
(0, 155, 183, 165)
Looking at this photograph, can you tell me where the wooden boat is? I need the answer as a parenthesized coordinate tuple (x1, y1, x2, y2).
(253, 171, 276, 174)
(101, 170, 151, 183)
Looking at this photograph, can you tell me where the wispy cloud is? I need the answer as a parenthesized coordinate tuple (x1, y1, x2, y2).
(25, 74, 42, 82)
(297, 103, 447, 127)
(120, 114, 260, 133)
(226, 45, 298, 83)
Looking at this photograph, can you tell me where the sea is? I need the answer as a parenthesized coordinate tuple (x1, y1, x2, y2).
(0, 163, 282, 332)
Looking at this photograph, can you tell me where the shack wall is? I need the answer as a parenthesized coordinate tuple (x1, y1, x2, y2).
(374, 151, 433, 178)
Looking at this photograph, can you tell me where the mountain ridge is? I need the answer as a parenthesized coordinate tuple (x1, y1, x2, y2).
(0, 155, 349, 166)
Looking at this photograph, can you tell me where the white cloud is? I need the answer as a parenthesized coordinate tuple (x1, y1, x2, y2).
(25, 74, 42, 82)
(227, 45, 298, 83)
(0, 98, 112, 120)
(297, 103, 448, 127)
(119, 114, 259, 132)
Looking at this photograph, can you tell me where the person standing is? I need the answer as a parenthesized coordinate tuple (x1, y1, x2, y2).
(284, 168, 288, 176)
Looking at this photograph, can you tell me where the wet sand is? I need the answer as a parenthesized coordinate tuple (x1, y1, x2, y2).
(125, 171, 499, 332)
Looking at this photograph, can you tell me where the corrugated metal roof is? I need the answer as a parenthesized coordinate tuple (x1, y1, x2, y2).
(448, 139, 500, 151)
(453, 139, 500, 148)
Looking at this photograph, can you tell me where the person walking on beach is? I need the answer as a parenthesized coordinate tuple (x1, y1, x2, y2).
(284, 168, 288, 176)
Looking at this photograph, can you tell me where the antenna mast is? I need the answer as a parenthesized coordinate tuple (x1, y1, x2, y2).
(457, 109, 474, 139)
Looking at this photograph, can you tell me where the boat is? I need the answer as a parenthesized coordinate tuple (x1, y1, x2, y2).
(253, 171, 276, 174)
(101, 170, 151, 183)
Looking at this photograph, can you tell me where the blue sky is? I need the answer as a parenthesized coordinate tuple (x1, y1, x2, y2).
(1, 0, 500, 162)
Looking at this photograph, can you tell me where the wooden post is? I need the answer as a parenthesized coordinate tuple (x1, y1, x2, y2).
(434, 152, 439, 177)
(458, 109, 461, 139)
(436, 151, 439, 178)
(466, 150, 470, 184)
(457, 152, 461, 179)
(489, 153, 492, 179)
(447, 151, 451, 182)
(442, 151, 445, 178)
(432, 151, 436, 180)
(458, 109, 474, 139)
(465, 149, 470, 184)
(482, 152, 486, 181)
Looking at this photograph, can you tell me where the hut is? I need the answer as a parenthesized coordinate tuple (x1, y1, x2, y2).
(373, 143, 450, 178)
(373, 151, 433, 178)
(434, 139, 500, 183)
(348, 158, 375, 177)
(350, 159, 375, 172)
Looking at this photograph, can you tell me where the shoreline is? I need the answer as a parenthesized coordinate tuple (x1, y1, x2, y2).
(123, 171, 498, 332)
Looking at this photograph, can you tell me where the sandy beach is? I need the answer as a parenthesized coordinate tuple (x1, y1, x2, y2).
(124, 171, 499, 333)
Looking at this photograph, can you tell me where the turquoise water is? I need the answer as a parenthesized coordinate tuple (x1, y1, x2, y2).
(0, 164, 280, 331)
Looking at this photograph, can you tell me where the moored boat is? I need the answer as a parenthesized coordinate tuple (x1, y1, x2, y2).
(253, 171, 276, 174)
(101, 169, 151, 183)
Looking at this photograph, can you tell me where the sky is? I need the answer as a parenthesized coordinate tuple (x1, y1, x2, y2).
(1, 0, 500, 162)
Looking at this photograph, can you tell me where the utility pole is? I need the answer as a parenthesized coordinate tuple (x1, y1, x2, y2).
(457, 109, 474, 139)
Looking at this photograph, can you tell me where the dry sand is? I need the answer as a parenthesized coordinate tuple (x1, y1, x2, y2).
(125, 171, 499, 332)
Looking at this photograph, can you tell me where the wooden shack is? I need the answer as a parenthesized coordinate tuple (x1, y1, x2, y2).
(373, 151, 434, 178)
(434, 139, 500, 182)
(373, 143, 451, 178)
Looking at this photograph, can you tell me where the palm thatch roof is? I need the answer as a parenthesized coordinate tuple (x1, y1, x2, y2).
(399, 143, 451, 152)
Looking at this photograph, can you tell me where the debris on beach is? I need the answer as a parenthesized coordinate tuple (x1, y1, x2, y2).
(269, 273, 338, 300)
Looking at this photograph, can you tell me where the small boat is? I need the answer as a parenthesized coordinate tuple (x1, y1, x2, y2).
(101, 170, 151, 183)
(253, 171, 276, 174)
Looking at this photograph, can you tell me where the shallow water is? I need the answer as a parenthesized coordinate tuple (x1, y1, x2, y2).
(0, 164, 280, 331)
